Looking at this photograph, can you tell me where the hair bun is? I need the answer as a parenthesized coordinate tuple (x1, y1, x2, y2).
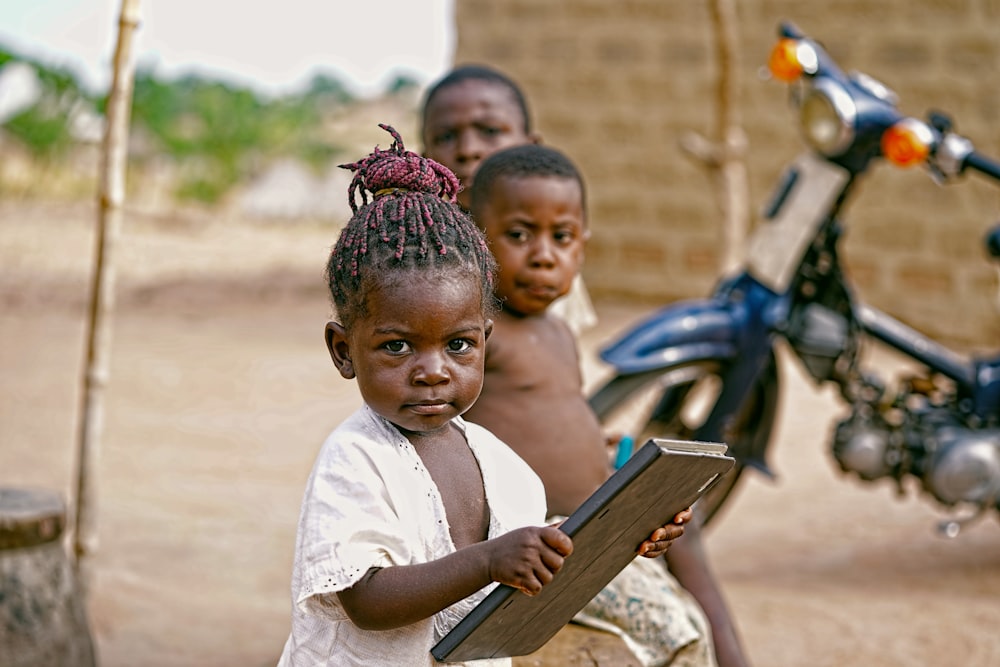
(339, 124, 460, 213)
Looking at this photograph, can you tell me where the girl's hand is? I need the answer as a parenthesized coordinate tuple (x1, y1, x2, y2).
(636, 506, 692, 558)
(487, 526, 573, 595)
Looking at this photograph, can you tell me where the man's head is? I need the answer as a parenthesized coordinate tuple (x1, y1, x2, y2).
(421, 65, 541, 209)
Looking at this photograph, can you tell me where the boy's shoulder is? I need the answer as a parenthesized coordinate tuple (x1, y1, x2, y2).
(485, 312, 581, 391)
(490, 311, 576, 363)
(493, 309, 574, 342)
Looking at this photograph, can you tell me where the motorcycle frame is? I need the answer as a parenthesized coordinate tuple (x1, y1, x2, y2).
(596, 183, 1000, 465)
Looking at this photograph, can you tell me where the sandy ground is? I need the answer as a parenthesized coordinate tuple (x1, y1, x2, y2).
(2, 202, 1000, 667)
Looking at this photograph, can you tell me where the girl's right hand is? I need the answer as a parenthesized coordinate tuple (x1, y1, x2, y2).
(488, 526, 573, 596)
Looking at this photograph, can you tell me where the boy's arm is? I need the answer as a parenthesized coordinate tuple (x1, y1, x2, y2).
(666, 519, 752, 667)
(636, 507, 691, 558)
(337, 525, 572, 631)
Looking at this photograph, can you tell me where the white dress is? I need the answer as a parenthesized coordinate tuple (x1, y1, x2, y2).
(277, 404, 547, 666)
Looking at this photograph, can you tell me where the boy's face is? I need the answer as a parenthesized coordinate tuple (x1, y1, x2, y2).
(476, 174, 587, 318)
(422, 79, 538, 209)
(325, 270, 493, 437)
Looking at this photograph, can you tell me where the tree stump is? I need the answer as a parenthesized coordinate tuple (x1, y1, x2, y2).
(0, 487, 96, 667)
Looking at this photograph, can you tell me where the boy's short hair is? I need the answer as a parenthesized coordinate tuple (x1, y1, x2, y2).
(470, 144, 586, 214)
(421, 64, 533, 135)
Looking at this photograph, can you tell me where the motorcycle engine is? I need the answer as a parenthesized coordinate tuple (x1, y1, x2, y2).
(925, 426, 1000, 505)
(832, 392, 1000, 508)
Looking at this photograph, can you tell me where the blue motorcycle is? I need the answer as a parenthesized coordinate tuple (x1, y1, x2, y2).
(589, 22, 1000, 536)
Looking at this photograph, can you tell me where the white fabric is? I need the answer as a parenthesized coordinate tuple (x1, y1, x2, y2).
(549, 274, 598, 335)
(277, 404, 547, 666)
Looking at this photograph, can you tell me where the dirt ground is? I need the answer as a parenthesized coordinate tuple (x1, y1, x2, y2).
(2, 201, 999, 667)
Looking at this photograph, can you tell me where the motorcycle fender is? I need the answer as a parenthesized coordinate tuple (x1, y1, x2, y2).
(598, 298, 745, 375)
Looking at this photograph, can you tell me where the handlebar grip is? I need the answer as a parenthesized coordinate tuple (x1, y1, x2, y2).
(778, 21, 805, 40)
(964, 151, 1000, 182)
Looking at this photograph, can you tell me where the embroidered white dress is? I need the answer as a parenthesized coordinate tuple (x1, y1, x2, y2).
(277, 404, 547, 666)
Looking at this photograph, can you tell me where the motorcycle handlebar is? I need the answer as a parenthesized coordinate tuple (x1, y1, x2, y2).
(964, 151, 1000, 183)
(778, 21, 805, 40)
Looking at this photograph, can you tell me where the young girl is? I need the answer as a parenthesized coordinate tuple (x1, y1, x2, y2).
(277, 126, 683, 666)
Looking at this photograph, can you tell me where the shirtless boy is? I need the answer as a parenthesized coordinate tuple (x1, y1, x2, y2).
(463, 144, 751, 667)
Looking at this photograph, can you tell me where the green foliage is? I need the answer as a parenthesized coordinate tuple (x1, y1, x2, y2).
(0, 40, 404, 205)
(303, 72, 353, 105)
(129, 69, 351, 203)
(0, 48, 94, 160)
(387, 73, 420, 96)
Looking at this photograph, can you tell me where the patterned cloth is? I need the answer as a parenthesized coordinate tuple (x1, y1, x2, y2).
(572, 550, 717, 667)
(277, 404, 547, 667)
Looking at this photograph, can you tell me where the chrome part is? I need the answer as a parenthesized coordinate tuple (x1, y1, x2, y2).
(800, 78, 856, 156)
(925, 428, 1000, 505)
(938, 505, 989, 538)
(833, 413, 894, 480)
(934, 133, 974, 179)
(850, 71, 898, 106)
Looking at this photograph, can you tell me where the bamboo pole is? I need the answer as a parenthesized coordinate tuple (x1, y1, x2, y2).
(679, 0, 749, 275)
(72, 0, 142, 591)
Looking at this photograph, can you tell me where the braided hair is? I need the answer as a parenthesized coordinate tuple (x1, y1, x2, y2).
(327, 124, 498, 326)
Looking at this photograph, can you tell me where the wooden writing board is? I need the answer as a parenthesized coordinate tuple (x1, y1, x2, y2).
(431, 438, 734, 662)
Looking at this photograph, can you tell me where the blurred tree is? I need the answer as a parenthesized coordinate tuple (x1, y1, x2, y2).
(304, 72, 354, 105)
(0, 40, 397, 205)
(0, 49, 93, 160)
(386, 73, 420, 96)
(129, 70, 344, 203)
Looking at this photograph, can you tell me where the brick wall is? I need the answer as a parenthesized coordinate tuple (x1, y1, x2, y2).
(453, 0, 1000, 348)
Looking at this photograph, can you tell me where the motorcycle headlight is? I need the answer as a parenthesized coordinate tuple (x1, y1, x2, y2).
(800, 78, 856, 157)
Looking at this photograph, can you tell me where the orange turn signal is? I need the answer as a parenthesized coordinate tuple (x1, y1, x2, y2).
(881, 118, 934, 167)
(768, 38, 805, 82)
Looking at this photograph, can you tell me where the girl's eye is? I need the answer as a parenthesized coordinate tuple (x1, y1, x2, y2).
(448, 339, 473, 353)
(384, 340, 410, 353)
(506, 229, 529, 243)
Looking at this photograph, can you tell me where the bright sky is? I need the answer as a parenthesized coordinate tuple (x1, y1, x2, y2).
(0, 0, 455, 98)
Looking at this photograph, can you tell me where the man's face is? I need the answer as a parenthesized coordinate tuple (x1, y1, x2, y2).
(422, 79, 537, 209)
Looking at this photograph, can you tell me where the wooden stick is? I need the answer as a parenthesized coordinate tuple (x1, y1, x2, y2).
(680, 0, 749, 275)
(709, 0, 750, 276)
(72, 0, 142, 593)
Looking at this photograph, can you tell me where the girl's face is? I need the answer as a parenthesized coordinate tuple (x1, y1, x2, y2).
(477, 174, 587, 318)
(422, 79, 538, 209)
(326, 269, 493, 438)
